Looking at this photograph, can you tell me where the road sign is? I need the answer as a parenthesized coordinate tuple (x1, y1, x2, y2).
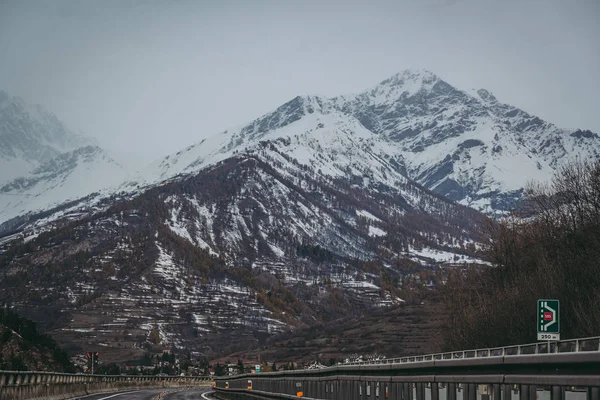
(87, 352, 99, 374)
(537, 299, 560, 341)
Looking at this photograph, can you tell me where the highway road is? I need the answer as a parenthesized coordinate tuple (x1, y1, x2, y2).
(73, 387, 213, 400)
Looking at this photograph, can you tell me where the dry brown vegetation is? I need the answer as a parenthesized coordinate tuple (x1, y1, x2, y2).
(443, 160, 600, 350)
(212, 301, 445, 366)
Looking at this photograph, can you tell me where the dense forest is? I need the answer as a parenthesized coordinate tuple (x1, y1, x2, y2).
(443, 160, 600, 350)
(0, 307, 74, 371)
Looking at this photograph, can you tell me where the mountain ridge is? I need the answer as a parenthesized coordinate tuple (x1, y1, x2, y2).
(6, 68, 595, 363)
(0, 91, 129, 223)
(0, 145, 488, 363)
(0, 90, 91, 167)
(122, 68, 599, 216)
(2, 69, 599, 227)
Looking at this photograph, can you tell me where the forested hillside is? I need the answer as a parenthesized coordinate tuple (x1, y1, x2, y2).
(0, 307, 74, 371)
(0, 153, 488, 363)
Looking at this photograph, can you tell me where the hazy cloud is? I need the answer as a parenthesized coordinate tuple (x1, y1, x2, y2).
(1, 0, 598, 167)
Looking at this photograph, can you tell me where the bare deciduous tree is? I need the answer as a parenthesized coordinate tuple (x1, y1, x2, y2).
(443, 160, 600, 350)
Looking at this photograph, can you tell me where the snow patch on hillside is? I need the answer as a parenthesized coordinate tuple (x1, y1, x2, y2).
(357, 210, 382, 222)
(409, 245, 491, 265)
(368, 226, 386, 237)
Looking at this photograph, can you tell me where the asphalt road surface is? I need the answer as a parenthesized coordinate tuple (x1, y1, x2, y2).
(73, 387, 213, 400)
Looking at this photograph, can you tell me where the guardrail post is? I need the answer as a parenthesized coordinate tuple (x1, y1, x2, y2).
(447, 383, 457, 400)
(431, 382, 439, 400)
(528, 385, 537, 400)
(492, 384, 501, 400)
(504, 384, 513, 400)
(467, 384, 477, 400)
(391, 382, 399, 400)
(404, 382, 413, 400)
(520, 385, 529, 400)
(416, 382, 425, 400)
(3, 372, 10, 387)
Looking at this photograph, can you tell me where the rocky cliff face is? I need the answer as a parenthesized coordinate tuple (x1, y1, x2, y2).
(331, 69, 600, 213)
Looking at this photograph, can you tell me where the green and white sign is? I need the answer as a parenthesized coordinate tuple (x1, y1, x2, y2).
(537, 299, 560, 341)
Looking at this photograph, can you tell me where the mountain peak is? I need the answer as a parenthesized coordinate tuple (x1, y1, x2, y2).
(0, 91, 128, 223)
(360, 69, 443, 103)
(400, 68, 437, 79)
(0, 91, 92, 162)
(233, 95, 333, 142)
(380, 68, 439, 86)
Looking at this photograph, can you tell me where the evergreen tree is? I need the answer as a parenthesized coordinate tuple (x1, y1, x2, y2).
(214, 363, 225, 376)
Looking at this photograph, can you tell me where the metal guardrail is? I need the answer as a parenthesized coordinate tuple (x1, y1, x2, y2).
(0, 372, 213, 400)
(215, 346, 600, 400)
(215, 337, 600, 400)
(0, 371, 213, 384)
(342, 336, 600, 366)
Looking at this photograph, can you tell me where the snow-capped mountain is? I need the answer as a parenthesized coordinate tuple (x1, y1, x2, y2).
(334, 70, 600, 212)
(130, 69, 600, 215)
(0, 90, 90, 179)
(133, 97, 402, 188)
(0, 91, 128, 223)
(0, 68, 597, 363)
(4, 69, 597, 227)
(0, 88, 490, 362)
(0, 149, 486, 363)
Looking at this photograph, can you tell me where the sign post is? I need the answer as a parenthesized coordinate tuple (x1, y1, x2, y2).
(537, 299, 560, 341)
(87, 352, 99, 374)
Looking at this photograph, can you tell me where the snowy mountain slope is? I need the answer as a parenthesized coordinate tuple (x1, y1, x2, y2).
(132, 96, 338, 185)
(0, 91, 129, 224)
(4, 68, 597, 228)
(333, 69, 600, 212)
(0, 148, 487, 362)
(0, 90, 90, 181)
(159, 153, 484, 266)
(132, 69, 599, 215)
(0, 145, 126, 223)
(1, 68, 596, 362)
(129, 95, 413, 210)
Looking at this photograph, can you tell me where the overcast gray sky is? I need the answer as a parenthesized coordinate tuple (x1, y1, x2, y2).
(1, 0, 598, 167)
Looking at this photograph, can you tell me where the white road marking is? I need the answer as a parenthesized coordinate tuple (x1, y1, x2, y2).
(201, 391, 214, 399)
(75, 391, 139, 400)
(97, 393, 134, 400)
